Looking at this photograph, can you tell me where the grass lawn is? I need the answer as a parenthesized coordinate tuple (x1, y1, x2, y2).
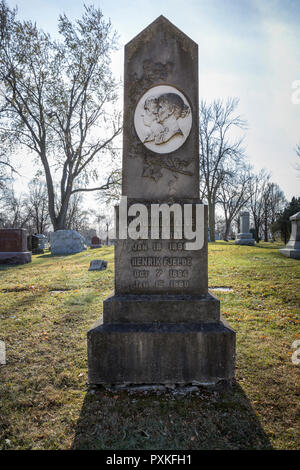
(0, 241, 299, 450)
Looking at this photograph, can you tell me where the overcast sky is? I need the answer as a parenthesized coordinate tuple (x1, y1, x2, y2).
(8, 0, 300, 200)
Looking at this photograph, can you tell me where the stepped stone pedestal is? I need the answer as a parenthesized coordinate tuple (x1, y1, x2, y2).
(235, 211, 255, 246)
(87, 16, 235, 386)
(278, 212, 300, 260)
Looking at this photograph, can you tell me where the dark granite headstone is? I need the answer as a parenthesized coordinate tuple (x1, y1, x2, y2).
(27, 235, 32, 251)
(31, 235, 44, 255)
(90, 236, 101, 249)
(88, 259, 107, 271)
(87, 16, 235, 386)
(0, 229, 31, 264)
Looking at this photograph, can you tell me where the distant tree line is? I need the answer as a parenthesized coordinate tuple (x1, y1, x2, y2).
(199, 98, 297, 243)
(0, 177, 92, 234)
(0, 1, 298, 242)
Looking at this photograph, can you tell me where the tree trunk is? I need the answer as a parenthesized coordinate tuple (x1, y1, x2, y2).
(208, 201, 215, 242)
(254, 220, 260, 243)
(264, 216, 268, 242)
(40, 149, 58, 231)
(223, 220, 231, 241)
(52, 189, 72, 231)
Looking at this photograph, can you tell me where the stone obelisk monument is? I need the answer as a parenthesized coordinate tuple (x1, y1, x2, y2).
(88, 16, 235, 386)
(235, 211, 255, 246)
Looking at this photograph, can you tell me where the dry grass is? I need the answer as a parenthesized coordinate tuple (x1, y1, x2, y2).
(0, 241, 299, 449)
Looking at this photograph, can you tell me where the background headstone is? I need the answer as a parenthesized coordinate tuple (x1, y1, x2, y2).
(87, 16, 235, 386)
(235, 211, 255, 246)
(278, 212, 300, 259)
(90, 236, 101, 249)
(0, 341, 5, 365)
(88, 259, 107, 271)
(27, 235, 32, 251)
(35, 234, 48, 250)
(31, 235, 44, 254)
(80, 228, 97, 247)
(50, 230, 87, 255)
(0, 229, 31, 265)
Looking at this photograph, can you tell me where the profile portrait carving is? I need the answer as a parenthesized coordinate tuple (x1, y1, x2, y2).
(134, 85, 192, 154)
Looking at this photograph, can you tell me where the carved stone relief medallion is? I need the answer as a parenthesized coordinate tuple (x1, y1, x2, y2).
(134, 85, 192, 154)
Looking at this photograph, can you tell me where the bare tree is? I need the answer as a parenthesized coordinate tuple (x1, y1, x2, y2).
(248, 170, 270, 242)
(65, 192, 90, 232)
(218, 163, 253, 241)
(91, 209, 113, 244)
(22, 178, 51, 233)
(0, 2, 121, 231)
(0, 159, 11, 192)
(199, 98, 247, 241)
(296, 143, 300, 176)
(261, 182, 286, 242)
(272, 196, 300, 243)
(96, 168, 121, 205)
(0, 187, 31, 228)
(0, 133, 17, 191)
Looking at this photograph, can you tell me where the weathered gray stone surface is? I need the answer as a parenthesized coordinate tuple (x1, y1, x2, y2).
(115, 201, 208, 295)
(278, 211, 300, 260)
(103, 292, 220, 324)
(88, 259, 107, 271)
(122, 15, 199, 200)
(50, 230, 86, 255)
(235, 211, 255, 246)
(0, 340, 6, 365)
(87, 16, 235, 386)
(88, 318, 235, 385)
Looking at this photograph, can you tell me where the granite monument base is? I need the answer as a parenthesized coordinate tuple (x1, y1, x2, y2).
(103, 293, 220, 324)
(0, 251, 32, 265)
(278, 248, 300, 260)
(235, 233, 255, 246)
(278, 212, 300, 260)
(88, 292, 235, 385)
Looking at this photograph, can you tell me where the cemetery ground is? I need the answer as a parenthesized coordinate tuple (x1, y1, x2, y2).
(0, 242, 299, 451)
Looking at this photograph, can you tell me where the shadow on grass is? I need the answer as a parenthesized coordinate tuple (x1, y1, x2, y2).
(253, 243, 284, 251)
(0, 290, 46, 317)
(210, 240, 285, 251)
(72, 382, 272, 450)
(38, 249, 108, 259)
(38, 253, 76, 259)
(0, 262, 32, 271)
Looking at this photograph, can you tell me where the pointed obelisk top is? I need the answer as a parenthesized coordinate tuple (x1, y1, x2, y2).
(125, 15, 198, 50)
(122, 16, 199, 200)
